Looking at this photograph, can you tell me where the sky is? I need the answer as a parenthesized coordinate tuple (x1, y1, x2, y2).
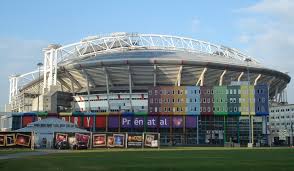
(0, 0, 293, 111)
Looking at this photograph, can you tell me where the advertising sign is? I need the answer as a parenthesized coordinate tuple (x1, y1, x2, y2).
(92, 134, 107, 147)
(0, 132, 32, 148)
(127, 133, 143, 148)
(54, 132, 91, 150)
(144, 133, 160, 148)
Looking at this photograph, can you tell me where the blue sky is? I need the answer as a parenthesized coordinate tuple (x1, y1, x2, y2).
(0, 0, 293, 111)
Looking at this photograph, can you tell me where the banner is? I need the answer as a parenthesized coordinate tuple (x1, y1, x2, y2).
(147, 116, 157, 128)
(159, 116, 170, 128)
(172, 116, 183, 128)
(108, 116, 119, 128)
(127, 133, 143, 148)
(92, 133, 125, 148)
(0, 132, 32, 148)
(186, 116, 197, 128)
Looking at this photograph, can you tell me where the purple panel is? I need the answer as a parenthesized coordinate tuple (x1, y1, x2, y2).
(185, 116, 197, 128)
(121, 116, 133, 128)
(108, 116, 119, 128)
(159, 116, 170, 128)
(172, 116, 183, 128)
(147, 116, 157, 128)
(133, 116, 144, 128)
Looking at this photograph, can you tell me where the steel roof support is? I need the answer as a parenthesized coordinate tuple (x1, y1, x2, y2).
(128, 65, 133, 112)
(57, 78, 71, 92)
(81, 69, 96, 88)
(219, 69, 227, 86)
(43, 48, 58, 93)
(153, 65, 157, 87)
(238, 72, 244, 82)
(254, 74, 262, 85)
(104, 67, 110, 112)
(175, 66, 183, 86)
(196, 67, 207, 86)
(85, 72, 91, 112)
(63, 69, 82, 91)
(103, 67, 113, 87)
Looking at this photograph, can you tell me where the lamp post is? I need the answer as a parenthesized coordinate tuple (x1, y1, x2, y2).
(244, 58, 253, 147)
(37, 62, 43, 112)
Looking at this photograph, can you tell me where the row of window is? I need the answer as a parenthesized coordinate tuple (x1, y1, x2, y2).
(74, 97, 148, 102)
(270, 108, 294, 113)
(271, 122, 293, 126)
(149, 106, 266, 113)
(270, 115, 294, 119)
(149, 97, 263, 104)
(149, 88, 264, 96)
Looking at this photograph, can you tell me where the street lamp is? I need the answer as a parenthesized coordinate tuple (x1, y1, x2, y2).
(244, 58, 254, 147)
(37, 62, 43, 112)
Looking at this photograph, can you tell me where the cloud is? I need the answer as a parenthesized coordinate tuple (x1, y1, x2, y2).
(236, 0, 294, 103)
(0, 38, 47, 109)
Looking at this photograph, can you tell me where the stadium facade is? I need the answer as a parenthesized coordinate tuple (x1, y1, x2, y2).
(5, 32, 291, 146)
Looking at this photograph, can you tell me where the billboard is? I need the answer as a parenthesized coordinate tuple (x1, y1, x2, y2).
(92, 133, 125, 148)
(127, 133, 143, 148)
(144, 133, 160, 148)
(54, 132, 91, 150)
(0, 132, 33, 148)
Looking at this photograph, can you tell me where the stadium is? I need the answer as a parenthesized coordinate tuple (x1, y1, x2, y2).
(6, 32, 291, 147)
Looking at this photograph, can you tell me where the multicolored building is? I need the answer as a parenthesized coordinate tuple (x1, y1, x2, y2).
(10, 84, 269, 146)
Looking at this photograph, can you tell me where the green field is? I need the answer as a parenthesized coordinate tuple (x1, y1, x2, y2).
(0, 148, 293, 171)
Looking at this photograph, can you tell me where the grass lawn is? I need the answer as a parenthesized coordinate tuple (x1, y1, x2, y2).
(0, 148, 293, 171)
(0, 149, 32, 155)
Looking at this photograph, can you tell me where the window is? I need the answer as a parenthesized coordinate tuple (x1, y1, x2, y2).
(207, 107, 211, 112)
(211, 90, 214, 94)
(164, 107, 167, 112)
(207, 90, 210, 94)
(155, 90, 158, 95)
(203, 98, 206, 103)
(207, 98, 210, 103)
(150, 98, 153, 103)
(149, 90, 152, 95)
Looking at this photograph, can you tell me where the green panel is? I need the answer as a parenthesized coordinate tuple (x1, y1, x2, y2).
(213, 86, 228, 116)
(134, 112, 148, 116)
(36, 111, 48, 116)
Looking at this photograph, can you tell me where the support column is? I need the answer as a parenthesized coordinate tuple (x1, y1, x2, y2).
(238, 72, 244, 82)
(153, 65, 157, 87)
(219, 70, 227, 86)
(224, 116, 226, 144)
(86, 74, 91, 112)
(196, 115, 199, 144)
(196, 67, 207, 86)
(104, 67, 110, 112)
(128, 66, 133, 112)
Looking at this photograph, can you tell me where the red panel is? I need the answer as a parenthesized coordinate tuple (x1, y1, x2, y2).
(71, 116, 82, 128)
(22, 116, 33, 127)
(96, 116, 106, 128)
(83, 116, 94, 128)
